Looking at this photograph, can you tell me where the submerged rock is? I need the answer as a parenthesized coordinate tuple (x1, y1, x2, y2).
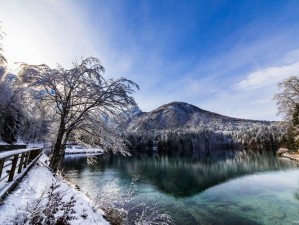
(277, 148, 289, 156)
(104, 208, 128, 225)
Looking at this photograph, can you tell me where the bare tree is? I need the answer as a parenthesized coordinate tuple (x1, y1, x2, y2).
(20, 100, 52, 143)
(19, 57, 139, 172)
(273, 76, 299, 148)
(0, 73, 25, 143)
(274, 76, 299, 125)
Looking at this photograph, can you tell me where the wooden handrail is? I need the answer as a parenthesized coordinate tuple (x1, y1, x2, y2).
(0, 148, 41, 160)
(0, 148, 42, 183)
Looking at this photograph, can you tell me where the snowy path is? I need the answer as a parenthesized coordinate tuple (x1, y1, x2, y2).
(0, 154, 110, 225)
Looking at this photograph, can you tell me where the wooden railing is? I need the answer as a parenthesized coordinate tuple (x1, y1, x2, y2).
(0, 148, 42, 183)
(0, 144, 27, 152)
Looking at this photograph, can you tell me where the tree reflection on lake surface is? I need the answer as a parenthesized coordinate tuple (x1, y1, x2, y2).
(61, 150, 299, 225)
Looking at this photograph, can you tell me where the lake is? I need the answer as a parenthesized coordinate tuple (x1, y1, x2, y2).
(61, 150, 299, 225)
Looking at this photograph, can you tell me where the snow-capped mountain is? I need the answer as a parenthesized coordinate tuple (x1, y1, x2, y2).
(126, 101, 273, 133)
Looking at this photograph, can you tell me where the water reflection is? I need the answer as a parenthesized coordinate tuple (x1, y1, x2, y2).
(61, 150, 297, 198)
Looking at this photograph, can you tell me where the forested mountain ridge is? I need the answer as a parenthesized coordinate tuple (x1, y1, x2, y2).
(125, 102, 288, 153)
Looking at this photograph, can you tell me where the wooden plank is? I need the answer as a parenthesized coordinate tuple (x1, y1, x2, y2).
(0, 173, 9, 182)
(0, 148, 41, 161)
(0, 152, 42, 202)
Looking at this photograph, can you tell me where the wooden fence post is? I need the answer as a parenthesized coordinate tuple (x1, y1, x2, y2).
(29, 151, 35, 161)
(23, 152, 29, 168)
(8, 155, 19, 182)
(0, 159, 4, 179)
(18, 153, 25, 173)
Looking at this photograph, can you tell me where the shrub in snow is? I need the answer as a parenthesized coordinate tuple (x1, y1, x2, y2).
(131, 202, 173, 225)
(93, 177, 173, 225)
(12, 179, 77, 225)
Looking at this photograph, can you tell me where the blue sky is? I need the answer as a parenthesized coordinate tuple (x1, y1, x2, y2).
(0, 0, 299, 120)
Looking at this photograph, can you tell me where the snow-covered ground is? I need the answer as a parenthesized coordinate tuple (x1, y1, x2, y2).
(26, 143, 46, 148)
(0, 154, 109, 225)
(65, 145, 104, 155)
(0, 140, 8, 145)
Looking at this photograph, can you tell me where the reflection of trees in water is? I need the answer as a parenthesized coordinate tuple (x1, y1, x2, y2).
(293, 186, 299, 204)
(125, 151, 296, 197)
(62, 154, 112, 172)
(62, 151, 297, 198)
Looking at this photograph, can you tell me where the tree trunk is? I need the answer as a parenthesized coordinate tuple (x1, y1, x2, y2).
(58, 127, 72, 170)
(49, 117, 66, 173)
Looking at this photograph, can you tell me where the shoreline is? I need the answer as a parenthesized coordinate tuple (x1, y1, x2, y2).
(281, 152, 299, 164)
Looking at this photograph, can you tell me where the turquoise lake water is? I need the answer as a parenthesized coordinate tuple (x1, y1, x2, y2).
(61, 151, 299, 225)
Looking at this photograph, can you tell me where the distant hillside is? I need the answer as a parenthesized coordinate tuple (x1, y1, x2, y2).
(124, 102, 288, 153)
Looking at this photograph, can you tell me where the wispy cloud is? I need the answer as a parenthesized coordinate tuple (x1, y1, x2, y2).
(233, 60, 299, 90)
